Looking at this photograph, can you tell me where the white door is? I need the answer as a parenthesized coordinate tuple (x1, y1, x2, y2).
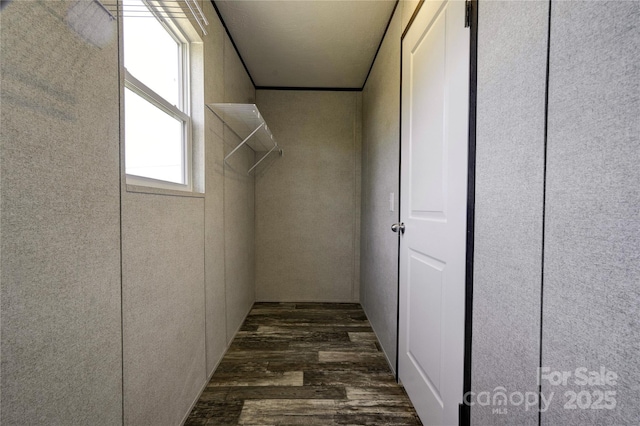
(398, 1, 470, 425)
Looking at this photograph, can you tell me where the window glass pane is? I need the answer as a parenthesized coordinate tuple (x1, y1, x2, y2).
(125, 88, 184, 184)
(123, 0, 180, 107)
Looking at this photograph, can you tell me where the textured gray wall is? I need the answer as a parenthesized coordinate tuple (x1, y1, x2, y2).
(221, 138, 255, 342)
(121, 195, 206, 426)
(541, 1, 640, 424)
(204, 156, 228, 376)
(0, 0, 123, 424)
(254, 90, 361, 302)
(471, 1, 639, 425)
(203, 12, 227, 376)
(222, 37, 256, 342)
(471, 2, 548, 424)
(360, 4, 402, 373)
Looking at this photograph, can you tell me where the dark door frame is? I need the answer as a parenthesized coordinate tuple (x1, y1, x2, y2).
(461, 0, 478, 425)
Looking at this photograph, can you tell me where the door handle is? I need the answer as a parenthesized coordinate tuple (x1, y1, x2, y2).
(391, 222, 405, 234)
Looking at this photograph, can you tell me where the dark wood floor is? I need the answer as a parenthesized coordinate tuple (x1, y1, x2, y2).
(185, 303, 422, 425)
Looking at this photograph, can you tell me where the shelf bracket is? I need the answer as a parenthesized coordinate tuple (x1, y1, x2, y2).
(223, 122, 265, 164)
(247, 143, 283, 175)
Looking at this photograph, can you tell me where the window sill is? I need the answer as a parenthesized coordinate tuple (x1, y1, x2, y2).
(126, 184, 205, 198)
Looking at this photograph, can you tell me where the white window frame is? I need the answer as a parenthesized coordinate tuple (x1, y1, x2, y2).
(124, 0, 194, 192)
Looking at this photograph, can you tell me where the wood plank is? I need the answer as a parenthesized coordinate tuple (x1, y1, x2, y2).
(222, 350, 318, 363)
(237, 329, 350, 343)
(208, 371, 303, 387)
(184, 399, 244, 425)
(348, 332, 379, 343)
(345, 387, 412, 401)
(293, 303, 362, 310)
(238, 399, 337, 425)
(289, 341, 379, 352)
(318, 351, 386, 363)
(226, 386, 346, 400)
(303, 370, 398, 387)
(212, 361, 270, 375)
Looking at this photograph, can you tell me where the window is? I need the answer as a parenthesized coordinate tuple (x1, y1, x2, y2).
(123, 0, 192, 190)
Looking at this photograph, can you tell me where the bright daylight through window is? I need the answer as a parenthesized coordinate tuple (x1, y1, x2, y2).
(123, 0, 191, 188)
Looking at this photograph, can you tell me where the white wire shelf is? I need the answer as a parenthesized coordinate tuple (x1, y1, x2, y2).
(101, 0, 209, 35)
(206, 103, 283, 174)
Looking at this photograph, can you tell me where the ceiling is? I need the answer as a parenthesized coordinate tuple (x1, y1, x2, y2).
(213, 0, 398, 89)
